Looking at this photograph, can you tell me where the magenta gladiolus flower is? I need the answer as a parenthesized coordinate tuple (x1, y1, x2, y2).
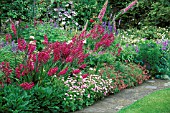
(28, 42, 36, 54)
(58, 67, 68, 76)
(11, 22, 17, 35)
(90, 18, 95, 23)
(18, 39, 27, 51)
(117, 47, 122, 56)
(79, 64, 87, 69)
(72, 69, 81, 74)
(65, 56, 73, 63)
(82, 74, 89, 79)
(48, 67, 58, 76)
(15, 67, 21, 79)
(38, 51, 50, 63)
(5, 34, 12, 42)
(28, 61, 35, 71)
(0, 62, 12, 78)
(43, 34, 48, 45)
(20, 82, 34, 90)
(29, 54, 36, 62)
(6, 77, 11, 84)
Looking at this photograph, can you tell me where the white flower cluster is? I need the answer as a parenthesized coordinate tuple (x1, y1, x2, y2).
(53, 1, 81, 29)
(60, 74, 116, 101)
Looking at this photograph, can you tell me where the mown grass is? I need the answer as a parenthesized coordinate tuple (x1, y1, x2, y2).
(118, 88, 170, 113)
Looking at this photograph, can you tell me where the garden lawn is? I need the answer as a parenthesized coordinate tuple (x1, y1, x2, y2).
(118, 88, 170, 113)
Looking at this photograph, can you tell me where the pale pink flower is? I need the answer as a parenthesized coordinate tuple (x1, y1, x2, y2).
(122, 0, 138, 14)
(98, 0, 108, 22)
(87, 94, 90, 98)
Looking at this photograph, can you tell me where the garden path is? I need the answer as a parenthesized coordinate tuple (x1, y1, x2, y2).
(74, 79, 170, 113)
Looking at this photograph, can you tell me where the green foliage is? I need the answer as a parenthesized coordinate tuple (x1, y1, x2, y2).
(0, 0, 32, 20)
(134, 40, 169, 77)
(0, 42, 24, 69)
(85, 52, 116, 68)
(117, 44, 137, 63)
(144, 1, 170, 27)
(109, 0, 170, 28)
(0, 85, 32, 112)
(0, 79, 69, 112)
(29, 79, 68, 112)
(19, 22, 73, 50)
(118, 26, 170, 42)
(73, 0, 111, 27)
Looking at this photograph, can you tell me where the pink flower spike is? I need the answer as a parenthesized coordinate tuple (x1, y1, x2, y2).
(11, 22, 17, 35)
(5, 34, 12, 42)
(98, 0, 108, 22)
(79, 64, 87, 69)
(43, 34, 48, 45)
(122, 0, 138, 14)
(82, 74, 89, 79)
(20, 82, 34, 90)
(117, 47, 122, 56)
(17, 39, 27, 51)
(48, 67, 58, 76)
(65, 56, 73, 63)
(28, 42, 36, 54)
(72, 69, 81, 74)
(58, 67, 68, 76)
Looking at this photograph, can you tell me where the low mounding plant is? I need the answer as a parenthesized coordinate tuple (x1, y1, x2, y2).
(134, 39, 170, 78)
(0, 78, 69, 112)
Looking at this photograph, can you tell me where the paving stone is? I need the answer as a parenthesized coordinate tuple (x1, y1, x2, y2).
(145, 86, 157, 89)
(115, 106, 124, 110)
(74, 79, 169, 113)
(147, 80, 155, 83)
(164, 82, 170, 86)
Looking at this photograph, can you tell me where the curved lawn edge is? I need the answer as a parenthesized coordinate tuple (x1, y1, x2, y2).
(118, 88, 170, 113)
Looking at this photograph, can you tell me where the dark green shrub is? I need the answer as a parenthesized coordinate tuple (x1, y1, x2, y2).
(134, 39, 170, 77)
(109, 0, 170, 28)
(29, 79, 69, 112)
(0, 79, 69, 112)
(0, 41, 24, 69)
(144, 1, 170, 27)
(19, 22, 74, 50)
(0, 85, 32, 113)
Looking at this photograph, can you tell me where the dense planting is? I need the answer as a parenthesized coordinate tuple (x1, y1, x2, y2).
(0, 0, 169, 112)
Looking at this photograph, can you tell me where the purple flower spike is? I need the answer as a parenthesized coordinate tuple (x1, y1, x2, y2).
(11, 40, 17, 52)
(54, 22, 58, 28)
(0, 41, 5, 48)
(102, 22, 106, 29)
(108, 25, 113, 33)
(135, 46, 139, 53)
(108, 21, 111, 26)
(162, 47, 167, 50)
(162, 40, 168, 47)
(115, 30, 119, 35)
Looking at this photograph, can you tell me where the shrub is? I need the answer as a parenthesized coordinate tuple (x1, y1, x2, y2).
(134, 39, 170, 77)
(109, 0, 170, 28)
(144, 1, 170, 27)
(0, 78, 69, 112)
(0, 40, 24, 69)
(0, 85, 32, 112)
(19, 22, 74, 50)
